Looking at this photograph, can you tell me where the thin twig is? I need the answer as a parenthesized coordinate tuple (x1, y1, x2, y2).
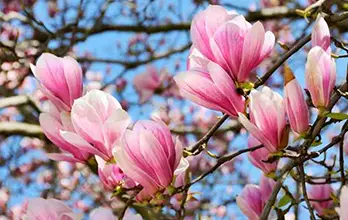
(186, 114, 229, 154)
(299, 163, 316, 220)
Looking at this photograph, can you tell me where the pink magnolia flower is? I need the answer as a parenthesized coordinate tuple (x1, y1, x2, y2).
(113, 120, 185, 201)
(248, 135, 277, 174)
(174, 51, 245, 117)
(25, 198, 82, 220)
(61, 90, 130, 161)
(133, 66, 167, 104)
(31, 53, 83, 112)
(173, 157, 190, 187)
(90, 207, 142, 220)
(40, 103, 91, 163)
(238, 86, 288, 152)
(89, 207, 115, 220)
(312, 15, 331, 53)
(338, 186, 348, 220)
(308, 184, 334, 216)
(305, 46, 336, 109)
(236, 175, 276, 220)
(96, 156, 136, 190)
(191, 5, 275, 83)
(284, 67, 310, 135)
(259, 175, 277, 204)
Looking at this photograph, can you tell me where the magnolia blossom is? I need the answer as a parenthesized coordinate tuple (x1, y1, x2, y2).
(40, 103, 91, 163)
(96, 156, 136, 190)
(31, 53, 83, 112)
(175, 52, 245, 117)
(113, 120, 186, 201)
(236, 175, 276, 220)
(284, 67, 309, 135)
(90, 207, 142, 220)
(312, 15, 331, 53)
(308, 184, 334, 216)
(133, 66, 167, 104)
(338, 186, 348, 220)
(61, 90, 130, 161)
(239, 86, 288, 152)
(25, 198, 82, 220)
(305, 46, 336, 109)
(248, 135, 277, 174)
(89, 207, 115, 220)
(191, 5, 275, 82)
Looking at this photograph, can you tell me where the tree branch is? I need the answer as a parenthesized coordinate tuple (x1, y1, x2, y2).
(0, 122, 43, 138)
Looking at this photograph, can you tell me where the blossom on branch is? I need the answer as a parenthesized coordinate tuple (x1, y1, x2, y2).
(31, 53, 83, 112)
(61, 89, 130, 161)
(305, 46, 336, 109)
(175, 53, 245, 117)
(312, 15, 331, 54)
(190, 5, 275, 83)
(236, 175, 276, 220)
(113, 120, 187, 201)
(284, 66, 309, 135)
(238, 86, 288, 153)
(133, 65, 168, 104)
(308, 184, 334, 216)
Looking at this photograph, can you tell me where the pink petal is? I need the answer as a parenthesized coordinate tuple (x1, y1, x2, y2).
(284, 79, 309, 134)
(35, 53, 70, 105)
(238, 21, 265, 82)
(47, 153, 82, 163)
(305, 47, 327, 108)
(236, 185, 263, 220)
(139, 130, 173, 187)
(174, 70, 229, 114)
(208, 61, 245, 115)
(71, 96, 105, 146)
(89, 207, 116, 220)
(113, 146, 159, 197)
(312, 16, 331, 53)
(62, 56, 83, 106)
(211, 21, 244, 79)
(103, 109, 130, 155)
(60, 131, 108, 160)
(238, 113, 276, 152)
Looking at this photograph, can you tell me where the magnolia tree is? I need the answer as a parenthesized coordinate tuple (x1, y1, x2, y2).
(1, 0, 348, 219)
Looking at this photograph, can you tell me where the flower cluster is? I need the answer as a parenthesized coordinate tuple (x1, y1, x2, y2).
(30, 52, 188, 207)
(172, 7, 337, 218)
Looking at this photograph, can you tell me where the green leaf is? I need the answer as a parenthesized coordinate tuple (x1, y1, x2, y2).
(311, 140, 322, 147)
(326, 113, 348, 121)
(328, 170, 340, 175)
(278, 194, 292, 207)
(239, 82, 254, 90)
(330, 192, 339, 204)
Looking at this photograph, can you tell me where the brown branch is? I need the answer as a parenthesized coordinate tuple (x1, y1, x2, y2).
(171, 123, 242, 136)
(77, 43, 191, 68)
(0, 95, 42, 113)
(0, 122, 43, 138)
(184, 144, 263, 189)
(186, 114, 229, 155)
(57, 6, 300, 35)
(299, 164, 316, 220)
(255, 34, 311, 88)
